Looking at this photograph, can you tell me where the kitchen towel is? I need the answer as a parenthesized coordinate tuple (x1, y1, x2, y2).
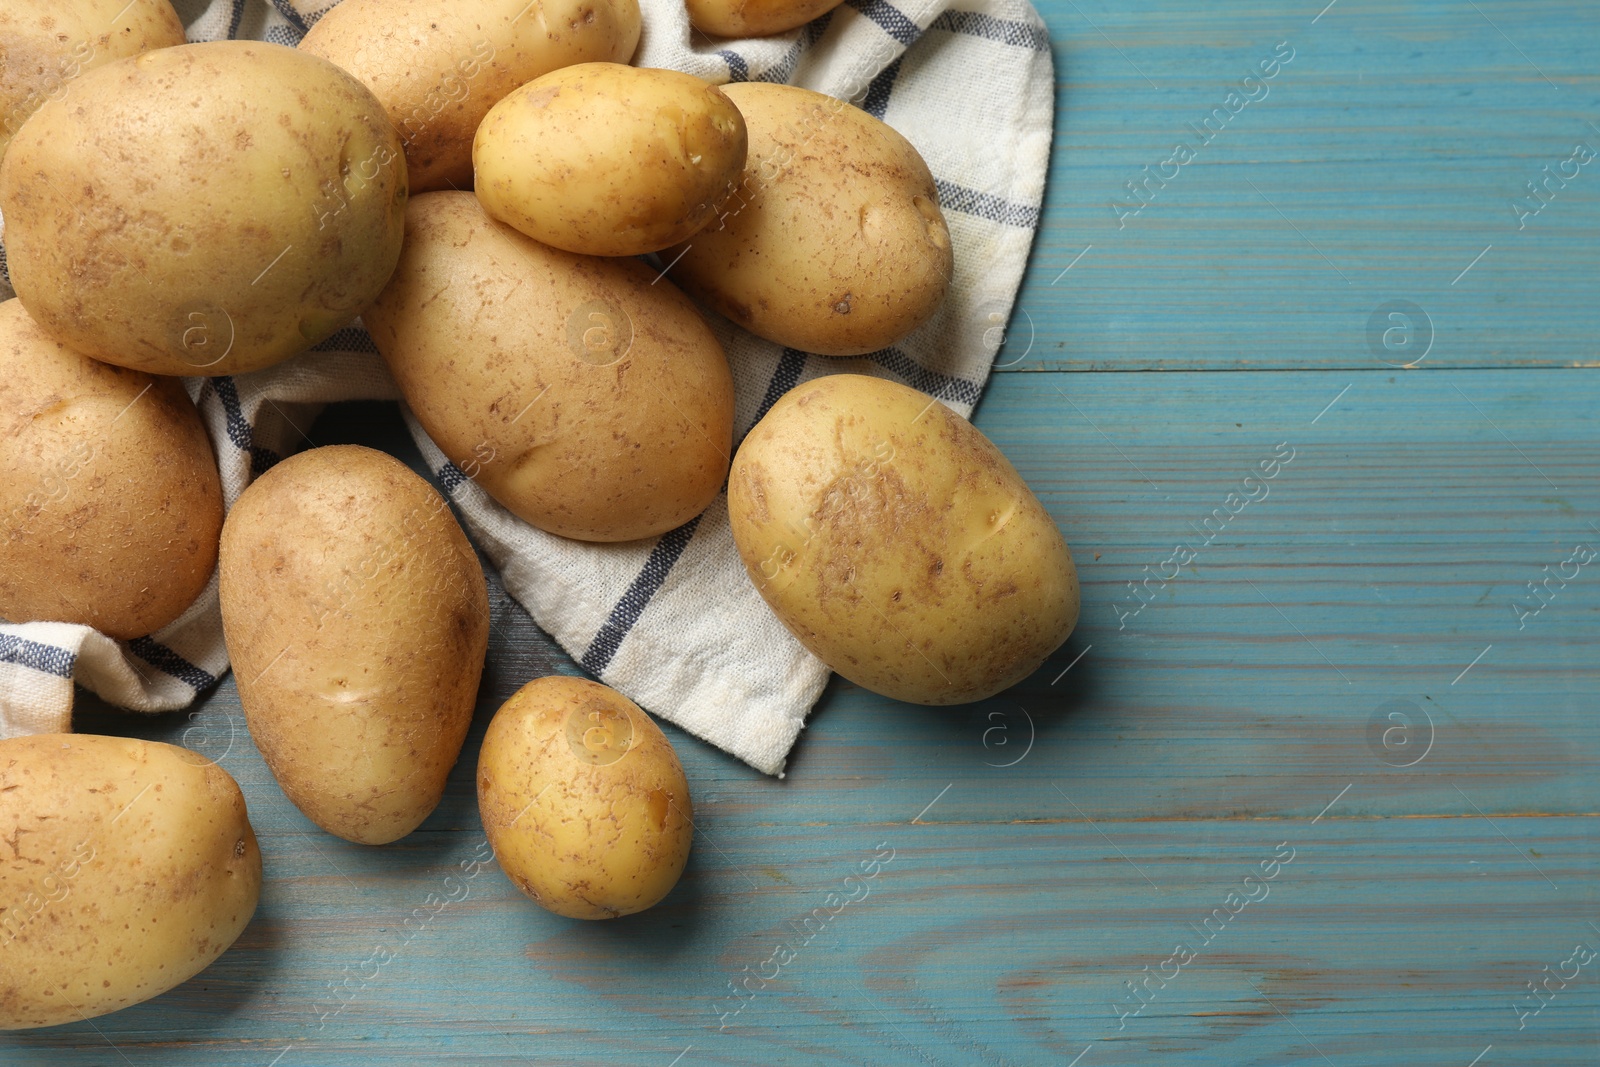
(0, 0, 1054, 775)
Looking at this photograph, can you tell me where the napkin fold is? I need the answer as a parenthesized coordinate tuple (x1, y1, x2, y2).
(0, 0, 1053, 775)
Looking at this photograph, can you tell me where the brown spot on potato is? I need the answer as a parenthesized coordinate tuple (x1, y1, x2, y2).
(647, 789, 670, 830)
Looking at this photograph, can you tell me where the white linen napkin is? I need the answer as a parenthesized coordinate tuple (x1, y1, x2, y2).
(0, 0, 1054, 776)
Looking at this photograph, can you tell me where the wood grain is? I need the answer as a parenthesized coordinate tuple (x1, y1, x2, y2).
(1020, 0, 1600, 371)
(4, 0, 1599, 1063)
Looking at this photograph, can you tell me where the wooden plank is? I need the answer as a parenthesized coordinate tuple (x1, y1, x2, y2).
(2, 818, 1593, 1064)
(1015, 0, 1600, 372)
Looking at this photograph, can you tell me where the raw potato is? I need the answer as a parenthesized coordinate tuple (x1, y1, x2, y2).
(0, 41, 406, 377)
(0, 734, 261, 1030)
(478, 676, 693, 919)
(0, 299, 222, 639)
(728, 374, 1079, 704)
(475, 63, 747, 256)
(365, 192, 734, 542)
(685, 0, 844, 39)
(0, 0, 185, 163)
(219, 445, 489, 845)
(300, 0, 642, 193)
(666, 83, 953, 356)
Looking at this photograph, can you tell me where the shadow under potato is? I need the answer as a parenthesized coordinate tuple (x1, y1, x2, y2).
(900, 636, 1102, 770)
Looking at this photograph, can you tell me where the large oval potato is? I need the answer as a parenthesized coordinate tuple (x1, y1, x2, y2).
(0, 299, 222, 639)
(300, 0, 641, 193)
(0, 41, 406, 377)
(0, 0, 185, 163)
(685, 0, 844, 38)
(666, 83, 953, 356)
(478, 676, 693, 919)
(475, 63, 746, 256)
(219, 445, 489, 845)
(0, 734, 261, 1030)
(729, 374, 1078, 704)
(365, 192, 734, 542)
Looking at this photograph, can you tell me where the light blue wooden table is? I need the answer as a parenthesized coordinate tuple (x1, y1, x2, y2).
(5, 0, 1598, 1063)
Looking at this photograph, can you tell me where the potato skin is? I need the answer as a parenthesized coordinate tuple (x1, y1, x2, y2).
(219, 445, 489, 845)
(474, 63, 747, 256)
(685, 0, 844, 38)
(364, 192, 734, 542)
(478, 676, 693, 919)
(0, 0, 185, 163)
(300, 0, 642, 194)
(729, 375, 1079, 704)
(0, 299, 222, 639)
(0, 734, 261, 1030)
(0, 41, 407, 377)
(666, 83, 953, 357)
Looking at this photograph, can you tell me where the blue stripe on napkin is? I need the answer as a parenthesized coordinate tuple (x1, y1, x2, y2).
(437, 461, 469, 497)
(311, 326, 379, 354)
(718, 9, 834, 85)
(581, 516, 704, 674)
(930, 9, 1050, 51)
(934, 178, 1040, 229)
(129, 638, 217, 691)
(268, 0, 310, 33)
(862, 58, 904, 119)
(0, 634, 75, 679)
(848, 0, 922, 45)
(719, 50, 750, 82)
(865, 347, 983, 405)
(209, 377, 280, 477)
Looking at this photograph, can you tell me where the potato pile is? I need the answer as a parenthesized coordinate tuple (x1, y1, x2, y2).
(0, 0, 1077, 1029)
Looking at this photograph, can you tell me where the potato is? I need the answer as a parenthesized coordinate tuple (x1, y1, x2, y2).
(666, 83, 953, 356)
(300, 0, 641, 194)
(0, 734, 261, 1030)
(0, 299, 222, 639)
(685, 0, 844, 39)
(0, 0, 185, 163)
(474, 63, 747, 256)
(0, 41, 406, 377)
(365, 192, 734, 542)
(219, 445, 489, 845)
(728, 374, 1078, 704)
(478, 676, 693, 919)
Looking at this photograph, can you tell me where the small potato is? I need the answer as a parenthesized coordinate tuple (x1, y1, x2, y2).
(0, 299, 222, 639)
(300, 0, 642, 193)
(478, 676, 693, 919)
(686, 0, 845, 39)
(365, 192, 734, 542)
(0, 734, 261, 1030)
(475, 63, 747, 256)
(0, 41, 406, 377)
(0, 0, 185, 163)
(666, 83, 953, 356)
(728, 374, 1079, 704)
(219, 445, 489, 845)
